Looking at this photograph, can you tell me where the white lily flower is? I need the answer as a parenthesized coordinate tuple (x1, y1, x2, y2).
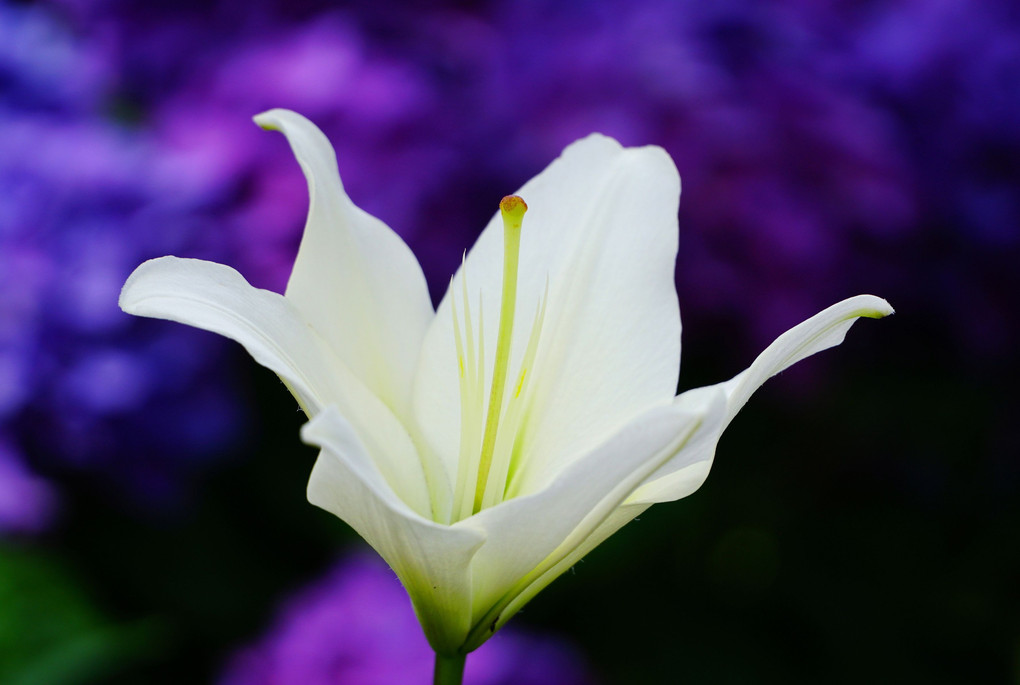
(120, 109, 892, 657)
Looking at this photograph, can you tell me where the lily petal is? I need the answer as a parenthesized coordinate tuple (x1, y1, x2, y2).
(628, 294, 894, 505)
(471, 500, 649, 649)
(255, 109, 433, 426)
(414, 134, 683, 489)
(461, 389, 727, 650)
(303, 408, 485, 655)
(120, 256, 433, 517)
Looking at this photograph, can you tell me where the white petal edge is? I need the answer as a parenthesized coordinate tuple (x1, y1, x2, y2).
(467, 500, 649, 650)
(303, 408, 485, 655)
(255, 109, 434, 428)
(414, 133, 683, 492)
(461, 389, 728, 650)
(480, 290, 889, 633)
(627, 294, 894, 506)
(120, 256, 433, 518)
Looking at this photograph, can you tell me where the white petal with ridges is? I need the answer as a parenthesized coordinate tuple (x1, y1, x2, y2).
(469, 500, 649, 651)
(628, 294, 894, 505)
(119, 256, 433, 517)
(461, 389, 726, 649)
(255, 109, 434, 427)
(303, 409, 485, 655)
(414, 134, 683, 490)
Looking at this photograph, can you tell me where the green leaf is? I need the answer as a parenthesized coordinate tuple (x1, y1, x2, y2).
(0, 543, 162, 685)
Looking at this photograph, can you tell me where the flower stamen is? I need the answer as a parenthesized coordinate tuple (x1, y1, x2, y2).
(482, 282, 548, 510)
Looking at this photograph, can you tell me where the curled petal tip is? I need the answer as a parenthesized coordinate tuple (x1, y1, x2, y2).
(252, 108, 298, 132)
(857, 295, 895, 319)
(252, 111, 277, 131)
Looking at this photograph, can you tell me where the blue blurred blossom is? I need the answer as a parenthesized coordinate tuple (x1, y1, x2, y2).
(147, 13, 452, 294)
(1, 2, 245, 519)
(138, 0, 907, 340)
(842, 0, 1020, 358)
(47, 0, 1020, 356)
(4, 0, 1018, 525)
(219, 554, 594, 685)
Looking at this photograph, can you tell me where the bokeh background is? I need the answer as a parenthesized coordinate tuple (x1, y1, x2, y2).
(2, 0, 1018, 682)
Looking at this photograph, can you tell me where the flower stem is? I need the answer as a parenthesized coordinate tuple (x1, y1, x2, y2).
(433, 653, 467, 685)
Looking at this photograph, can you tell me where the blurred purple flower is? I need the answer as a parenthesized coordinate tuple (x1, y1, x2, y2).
(219, 554, 594, 685)
(147, 13, 451, 294)
(0, 437, 57, 534)
(115, 0, 911, 345)
(4, 0, 1018, 527)
(1, 1, 246, 519)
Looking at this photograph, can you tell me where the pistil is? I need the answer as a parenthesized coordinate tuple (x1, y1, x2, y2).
(472, 195, 527, 514)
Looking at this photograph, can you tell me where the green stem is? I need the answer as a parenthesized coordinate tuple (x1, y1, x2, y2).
(433, 653, 467, 685)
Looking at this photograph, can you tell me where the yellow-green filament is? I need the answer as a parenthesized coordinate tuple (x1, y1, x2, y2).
(472, 196, 527, 514)
(482, 285, 548, 510)
(451, 265, 489, 522)
(450, 279, 472, 520)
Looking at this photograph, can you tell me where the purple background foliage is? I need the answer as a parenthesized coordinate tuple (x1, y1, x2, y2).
(1, 0, 1017, 682)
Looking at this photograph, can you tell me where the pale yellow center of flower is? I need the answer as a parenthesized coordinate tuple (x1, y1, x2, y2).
(450, 196, 548, 521)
